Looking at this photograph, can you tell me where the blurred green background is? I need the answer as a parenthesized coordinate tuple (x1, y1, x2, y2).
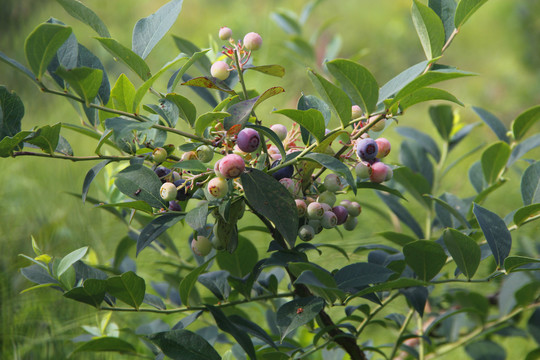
(1, 0, 539, 359)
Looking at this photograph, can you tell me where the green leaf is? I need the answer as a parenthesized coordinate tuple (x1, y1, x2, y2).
(455, 0, 489, 29)
(240, 168, 299, 247)
(247, 124, 287, 161)
(105, 117, 153, 153)
(55, 66, 103, 106)
(473, 203, 512, 267)
(168, 50, 210, 93)
(443, 229, 481, 279)
(166, 93, 197, 127)
(334, 262, 396, 291)
(350, 278, 427, 298)
(179, 258, 212, 306)
(465, 340, 506, 360)
(472, 106, 509, 143)
(521, 162, 540, 206)
(393, 167, 432, 208)
(71, 337, 136, 355)
(396, 127, 441, 162)
(132, 0, 183, 60)
(377, 231, 417, 246)
(216, 235, 259, 278)
(110, 74, 135, 112)
(403, 240, 447, 282)
(276, 296, 325, 341)
(223, 87, 284, 130)
(512, 105, 540, 141)
(245, 64, 286, 78)
(425, 194, 471, 229)
(182, 76, 235, 94)
(95, 37, 151, 81)
(171, 36, 213, 76)
(274, 109, 325, 143)
(357, 181, 406, 200)
(377, 193, 424, 239)
(378, 60, 429, 104)
(194, 111, 229, 135)
(106, 271, 145, 309)
(398, 87, 463, 110)
(63, 278, 107, 308)
(137, 213, 184, 255)
(307, 70, 351, 128)
(301, 152, 357, 194)
(271, 10, 301, 35)
(115, 164, 165, 208)
(56, 0, 110, 37)
(389, 68, 476, 107)
(206, 305, 256, 360)
(170, 160, 208, 173)
(132, 55, 187, 112)
(57, 246, 88, 277)
(289, 262, 344, 303)
(504, 256, 540, 273)
(326, 59, 379, 115)
(228, 315, 278, 350)
(513, 203, 540, 227)
(429, 104, 454, 141)
(0, 86, 24, 141)
(148, 329, 221, 360)
(25, 123, 61, 155)
(97, 200, 154, 215)
(0, 51, 38, 83)
(508, 133, 540, 167)
(481, 141, 511, 185)
(429, 0, 457, 42)
(24, 23, 73, 80)
(185, 203, 208, 232)
(412, 0, 445, 59)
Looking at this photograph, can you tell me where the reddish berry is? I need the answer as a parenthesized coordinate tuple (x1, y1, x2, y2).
(375, 138, 391, 158)
(219, 154, 245, 179)
(370, 162, 388, 183)
(295, 199, 307, 217)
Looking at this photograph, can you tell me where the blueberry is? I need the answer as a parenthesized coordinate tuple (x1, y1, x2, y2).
(173, 179, 191, 201)
(271, 160, 294, 180)
(236, 128, 261, 153)
(168, 201, 182, 211)
(357, 138, 379, 161)
(155, 166, 171, 183)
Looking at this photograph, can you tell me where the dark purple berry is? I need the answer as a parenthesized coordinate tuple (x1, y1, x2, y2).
(236, 128, 260, 153)
(271, 160, 294, 180)
(155, 166, 171, 183)
(332, 205, 349, 225)
(357, 138, 379, 161)
(173, 179, 191, 201)
(169, 201, 182, 211)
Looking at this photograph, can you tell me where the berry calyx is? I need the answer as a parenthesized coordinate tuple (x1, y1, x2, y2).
(219, 154, 245, 179)
(219, 27, 232, 40)
(357, 138, 379, 161)
(211, 61, 230, 80)
(236, 128, 261, 153)
(207, 177, 228, 198)
(160, 182, 177, 201)
(152, 147, 168, 163)
(243, 32, 262, 50)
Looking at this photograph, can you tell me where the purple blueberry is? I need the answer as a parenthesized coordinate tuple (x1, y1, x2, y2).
(169, 201, 182, 211)
(236, 128, 261, 153)
(155, 166, 171, 183)
(173, 179, 191, 201)
(332, 205, 349, 225)
(357, 138, 379, 162)
(271, 160, 294, 180)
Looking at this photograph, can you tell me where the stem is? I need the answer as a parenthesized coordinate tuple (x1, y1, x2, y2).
(356, 292, 400, 335)
(389, 308, 415, 359)
(100, 292, 294, 314)
(417, 314, 425, 360)
(11, 152, 134, 162)
(40, 86, 212, 145)
(427, 301, 540, 359)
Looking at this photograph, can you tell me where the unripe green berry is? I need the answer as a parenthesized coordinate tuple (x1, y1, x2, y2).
(317, 191, 336, 207)
(351, 105, 363, 120)
(211, 61, 230, 80)
(298, 224, 315, 242)
(324, 173, 342, 193)
(347, 201, 362, 217)
(196, 145, 214, 163)
(207, 177, 228, 198)
(243, 32, 262, 50)
(295, 199, 307, 217)
(343, 216, 358, 231)
(270, 124, 288, 141)
(308, 219, 323, 234)
(219, 26, 232, 40)
(307, 202, 324, 220)
(181, 151, 197, 161)
(385, 166, 394, 181)
(214, 159, 225, 178)
(160, 182, 178, 201)
(192, 236, 213, 256)
(321, 211, 338, 229)
(152, 147, 168, 163)
(368, 116, 386, 132)
(355, 161, 372, 179)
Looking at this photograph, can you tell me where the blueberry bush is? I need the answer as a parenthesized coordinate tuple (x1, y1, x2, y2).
(2, 0, 540, 359)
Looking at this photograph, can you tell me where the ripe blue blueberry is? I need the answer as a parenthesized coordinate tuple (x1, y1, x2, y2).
(357, 138, 379, 161)
(169, 201, 182, 211)
(332, 206, 348, 225)
(271, 160, 294, 181)
(173, 179, 191, 201)
(155, 166, 172, 183)
(236, 128, 261, 153)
